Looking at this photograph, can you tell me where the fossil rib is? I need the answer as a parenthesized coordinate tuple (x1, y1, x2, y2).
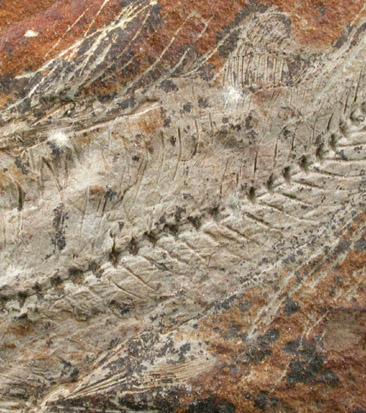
(0, 1, 366, 411)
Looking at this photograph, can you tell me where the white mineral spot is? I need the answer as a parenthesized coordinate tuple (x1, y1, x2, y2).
(223, 85, 243, 107)
(47, 130, 71, 150)
(24, 30, 39, 38)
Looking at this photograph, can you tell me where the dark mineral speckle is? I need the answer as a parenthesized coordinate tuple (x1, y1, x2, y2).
(160, 79, 178, 93)
(355, 238, 366, 251)
(284, 298, 300, 315)
(188, 397, 235, 413)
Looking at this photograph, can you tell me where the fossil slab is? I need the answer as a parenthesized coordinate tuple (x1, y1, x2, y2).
(0, 0, 366, 411)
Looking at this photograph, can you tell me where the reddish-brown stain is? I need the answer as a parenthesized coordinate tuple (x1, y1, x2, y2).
(173, 212, 366, 412)
(0, 0, 365, 79)
(267, 0, 365, 46)
(0, 0, 57, 30)
(0, 0, 124, 76)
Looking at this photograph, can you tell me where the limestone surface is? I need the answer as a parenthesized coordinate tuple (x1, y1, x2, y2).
(0, 0, 366, 411)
